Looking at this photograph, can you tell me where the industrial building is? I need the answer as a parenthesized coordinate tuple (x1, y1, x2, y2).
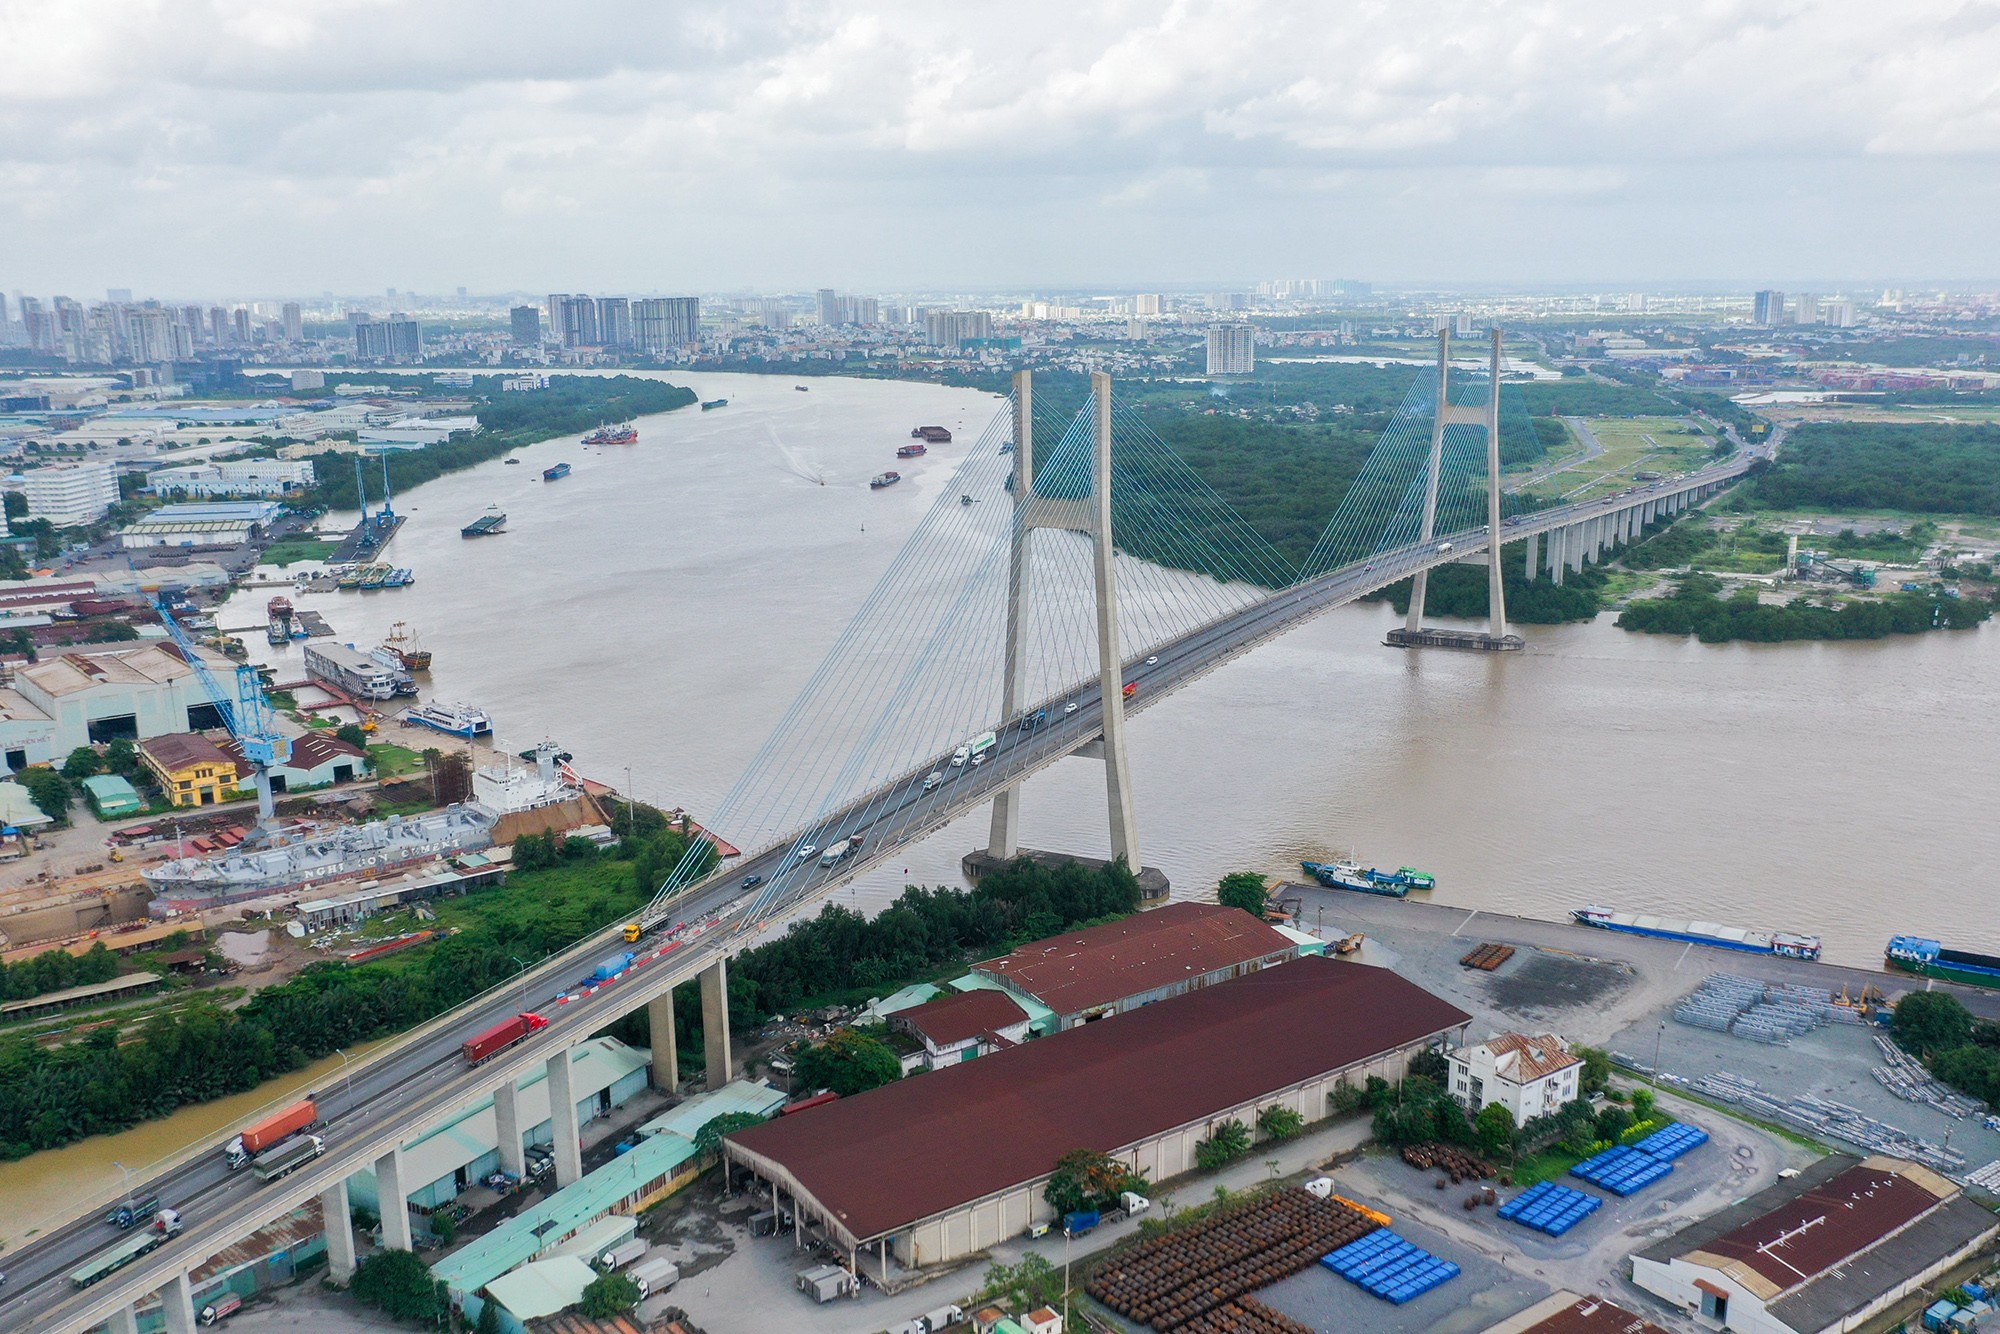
(1447, 1032, 1583, 1123)
(1, 642, 233, 769)
(119, 499, 285, 549)
(1631, 1154, 2000, 1334)
(969, 901, 1296, 1032)
(137, 732, 239, 806)
(889, 988, 1032, 1071)
(724, 956, 1470, 1271)
(144, 459, 314, 498)
(218, 728, 369, 791)
(1480, 1294, 1671, 1334)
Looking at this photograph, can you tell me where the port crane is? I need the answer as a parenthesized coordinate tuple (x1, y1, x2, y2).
(151, 592, 291, 824)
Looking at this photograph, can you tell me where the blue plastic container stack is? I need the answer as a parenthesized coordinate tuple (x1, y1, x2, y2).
(1570, 1144, 1674, 1196)
(1495, 1181, 1602, 1236)
(1633, 1122, 1710, 1161)
(1319, 1228, 1461, 1305)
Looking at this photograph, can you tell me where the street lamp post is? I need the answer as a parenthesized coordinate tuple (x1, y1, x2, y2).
(509, 955, 530, 1009)
(336, 1048, 353, 1098)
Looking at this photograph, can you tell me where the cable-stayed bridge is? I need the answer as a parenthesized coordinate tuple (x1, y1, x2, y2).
(9, 334, 1752, 1334)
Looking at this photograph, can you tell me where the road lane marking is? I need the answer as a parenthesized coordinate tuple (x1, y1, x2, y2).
(1453, 910, 1478, 937)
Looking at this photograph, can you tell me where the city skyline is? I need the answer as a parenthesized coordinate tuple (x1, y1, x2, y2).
(6, 2, 2000, 292)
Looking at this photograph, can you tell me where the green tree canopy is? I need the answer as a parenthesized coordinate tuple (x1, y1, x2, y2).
(60, 746, 103, 781)
(580, 1272, 641, 1320)
(1044, 1148, 1145, 1216)
(693, 1110, 768, 1159)
(1216, 872, 1269, 917)
(350, 1249, 450, 1326)
(793, 1028, 903, 1097)
(1474, 1102, 1517, 1156)
(1895, 991, 1975, 1055)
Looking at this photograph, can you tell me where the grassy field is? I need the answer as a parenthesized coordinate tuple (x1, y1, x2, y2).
(1526, 415, 1716, 503)
(260, 538, 340, 567)
(364, 742, 426, 778)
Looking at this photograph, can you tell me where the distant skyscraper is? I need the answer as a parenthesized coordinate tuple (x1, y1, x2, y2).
(1206, 323, 1255, 376)
(1823, 298, 1855, 328)
(922, 310, 992, 349)
(510, 305, 542, 346)
(546, 293, 569, 333)
(1135, 294, 1164, 316)
(383, 315, 421, 361)
(232, 307, 251, 344)
(1792, 293, 1820, 325)
(816, 289, 840, 326)
(209, 306, 230, 344)
(282, 302, 303, 342)
(1753, 290, 1786, 326)
(633, 297, 699, 353)
(352, 316, 387, 361)
(755, 299, 790, 330)
(595, 296, 631, 348)
(556, 295, 599, 347)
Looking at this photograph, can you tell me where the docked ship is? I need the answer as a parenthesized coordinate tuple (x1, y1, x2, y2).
(364, 647, 422, 694)
(1301, 859, 1408, 897)
(462, 512, 507, 538)
(404, 701, 493, 738)
(1886, 937, 2000, 988)
(870, 471, 901, 489)
(142, 806, 498, 908)
(266, 595, 294, 646)
(382, 621, 431, 672)
(542, 462, 572, 481)
(896, 443, 927, 458)
(307, 642, 410, 700)
(700, 398, 728, 411)
(583, 423, 637, 445)
(1571, 906, 1821, 960)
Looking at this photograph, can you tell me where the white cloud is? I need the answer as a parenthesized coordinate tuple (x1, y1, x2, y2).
(3, 0, 1998, 290)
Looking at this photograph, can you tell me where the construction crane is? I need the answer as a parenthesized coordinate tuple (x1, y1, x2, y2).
(151, 592, 291, 825)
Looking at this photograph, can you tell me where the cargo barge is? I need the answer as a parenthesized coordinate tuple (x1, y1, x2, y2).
(1572, 906, 1821, 960)
(462, 512, 507, 538)
(542, 462, 571, 481)
(896, 443, 927, 458)
(1886, 937, 2000, 988)
(583, 423, 637, 445)
(870, 471, 901, 489)
(701, 399, 728, 410)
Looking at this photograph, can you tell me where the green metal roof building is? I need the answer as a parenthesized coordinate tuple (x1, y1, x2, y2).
(81, 773, 145, 818)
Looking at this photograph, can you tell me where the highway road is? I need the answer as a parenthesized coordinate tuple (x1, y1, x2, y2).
(1, 456, 1749, 1334)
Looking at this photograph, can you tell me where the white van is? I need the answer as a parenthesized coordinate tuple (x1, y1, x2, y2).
(951, 731, 997, 767)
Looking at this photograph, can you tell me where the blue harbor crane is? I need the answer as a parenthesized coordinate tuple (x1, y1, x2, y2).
(151, 593, 291, 825)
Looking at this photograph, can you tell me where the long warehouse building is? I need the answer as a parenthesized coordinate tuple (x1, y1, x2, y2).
(724, 955, 1471, 1271)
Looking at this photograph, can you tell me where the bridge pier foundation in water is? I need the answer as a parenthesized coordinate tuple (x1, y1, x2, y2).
(962, 846, 1171, 904)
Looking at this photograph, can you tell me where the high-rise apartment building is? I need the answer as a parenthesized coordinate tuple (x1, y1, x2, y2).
(923, 310, 993, 349)
(282, 302, 303, 342)
(756, 299, 790, 330)
(1205, 323, 1256, 376)
(209, 306, 230, 345)
(1135, 294, 1164, 316)
(545, 293, 569, 334)
(1753, 290, 1785, 325)
(1822, 298, 1855, 328)
(816, 289, 840, 326)
(383, 315, 421, 361)
(2, 461, 121, 525)
(510, 305, 542, 346)
(1792, 293, 1820, 325)
(231, 308, 252, 344)
(595, 297, 632, 348)
(633, 297, 700, 353)
(554, 295, 600, 347)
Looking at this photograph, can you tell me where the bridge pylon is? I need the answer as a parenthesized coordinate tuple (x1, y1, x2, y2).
(980, 370, 1164, 900)
(1390, 327, 1524, 652)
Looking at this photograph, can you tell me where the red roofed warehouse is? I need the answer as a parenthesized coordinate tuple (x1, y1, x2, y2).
(970, 901, 1295, 1031)
(725, 955, 1469, 1275)
(1632, 1154, 2000, 1334)
(890, 989, 1032, 1071)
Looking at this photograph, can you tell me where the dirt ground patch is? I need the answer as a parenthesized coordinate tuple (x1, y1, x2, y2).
(1484, 951, 1637, 1019)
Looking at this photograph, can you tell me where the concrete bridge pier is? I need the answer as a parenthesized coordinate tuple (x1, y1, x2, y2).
(648, 990, 680, 1094)
(161, 1271, 197, 1334)
(1523, 530, 1538, 580)
(701, 958, 732, 1089)
(546, 1048, 585, 1187)
(375, 1146, 412, 1251)
(321, 1179, 357, 1282)
(493, 1078, 527, 1178)
(107, 1305, 140, 1334)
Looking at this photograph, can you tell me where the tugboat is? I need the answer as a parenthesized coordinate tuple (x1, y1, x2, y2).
(795, 385, 809, 392)
(542, 462, 572, 481)
(1301, 859, 1409, 898)
(870, 471, 902, 489)
(896, 442, 927, 459)
(583, 423, 637, 445)
(266, 595, 294, 645)
(383, 621, 431, 672)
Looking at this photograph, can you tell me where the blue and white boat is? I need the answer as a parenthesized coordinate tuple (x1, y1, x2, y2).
(1301, 859, 1408, 898)
(403, 702, 492, 738)
(1571, 906, 1820, 960)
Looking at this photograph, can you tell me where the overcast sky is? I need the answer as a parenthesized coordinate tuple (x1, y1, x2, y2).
(5, 0, 2000, 298)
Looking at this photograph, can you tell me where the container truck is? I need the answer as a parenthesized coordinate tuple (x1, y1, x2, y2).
(951, 731, 996, 766)
(595, 1237, 649, 1271)
(581, 952, 636, 986)
(817, 834, 864, 868)
(105, 1192, 161, 1229)
(225, 1099, 318, 1169)
(253, 1133, 325, 1182)
(627, 1256, 680, 1298)
(1062, 1209, 1099, 1236)
(199, 1293, 243, 1325)
(70, 1210, 182, 1288)
(461, 1011, 550, 1064)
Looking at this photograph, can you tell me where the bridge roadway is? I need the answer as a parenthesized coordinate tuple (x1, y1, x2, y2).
(6, 456, 1748, 1334)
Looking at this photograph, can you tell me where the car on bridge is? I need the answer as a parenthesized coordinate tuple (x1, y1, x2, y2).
(923, 771, 944, 791)
(797, 844, 818, 861)
(1064, 701, 1079, 714)
(1123, 682, 1137, 698)
(741, 873, 764, 888)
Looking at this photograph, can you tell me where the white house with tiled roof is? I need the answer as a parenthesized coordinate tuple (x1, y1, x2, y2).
(1447, 1032, 1582, 1123)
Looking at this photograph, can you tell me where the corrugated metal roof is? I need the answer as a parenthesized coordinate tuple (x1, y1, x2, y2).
(1479, 1293, 1672, 1334)
(971, 902, 1294, 1017)
(486, 1256, 599, 1320)
(726, 956, 1470, 1245)
(1692, 1160, 1947, 1292)
(897, 989, 1030, 1047)
(637, 1079, 787, 1142)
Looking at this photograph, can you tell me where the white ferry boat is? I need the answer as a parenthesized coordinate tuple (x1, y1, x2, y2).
(404, 702, 493, 738)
